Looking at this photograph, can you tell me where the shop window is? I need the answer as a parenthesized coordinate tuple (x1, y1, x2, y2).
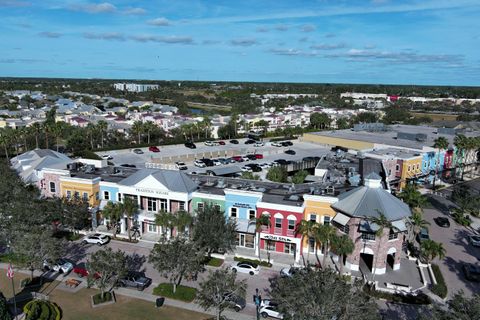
(407, 165, 411, 172)
(308, 237, 315, 253)
(275, 218, 282, 229)
(416, 164, 420, 171)
(147, 198, 157, 212)
(249, 209, 256, 220)
(323, 216, 331, 226)
(284, 243, 295, 255)
(103, 191, 110, 200)
(74, 191, 80, 199)
(159, 199, 167, 211)
(49, 182, 56, 193)
(148, 224, 157, 233)
(266, 240, 275, 251)
(245, 234, 255, 248)
(230, 207, 238, 219)
(309, 214, 317, 222)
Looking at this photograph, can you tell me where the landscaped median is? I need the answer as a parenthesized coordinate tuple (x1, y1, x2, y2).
(153, 283, 197, 303)
(203, 257, 224, 267)
(430, 264, 448, 299)
(233, 256, 272, 268)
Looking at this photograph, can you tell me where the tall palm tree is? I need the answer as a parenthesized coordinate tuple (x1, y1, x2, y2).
(30, 122, 42, 149)
(42, 121, 50, 149)
(330, 234, 354, 276)
(420, 239, 446, 264)
(315, 223, 336, 269)
(119, 196, 138, 242)
(454, 134, 468, 179)
(175, 210, 193, 238)
(295, 220, 318, 266)
(249, 214, 271, 261)
(154, 210, 174, 240)
(406, 209, 430, 243)
(85, 123, 97, 149)
(19, 126, 29, 152)
(365, 211, 398, 282)
(0, 128, 11, 163)
(96, 120, 108, 149)
(202, 116, 212, 139)
(131, 121, 143, 144)
(143, 121, 157, 145)
(398, 184, 427, 209)
(50, 121, 66, 152)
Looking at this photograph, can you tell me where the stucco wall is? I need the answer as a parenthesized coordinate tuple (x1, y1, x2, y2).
(302, 133, 375, 150)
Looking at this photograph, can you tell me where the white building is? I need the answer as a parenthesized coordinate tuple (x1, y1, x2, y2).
(113, 83, 159, 92)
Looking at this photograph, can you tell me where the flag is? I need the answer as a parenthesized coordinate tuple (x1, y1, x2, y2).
(6, 263, 14, 279)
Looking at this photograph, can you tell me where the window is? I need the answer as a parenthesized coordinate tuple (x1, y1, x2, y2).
(396, 164, 400, 171)
(266, 240, 275, 251)
(118, 193, 122, 202)
(66, 190, 71, 199)
(407, 165, 411, 172)
(284, 243, 295, 255)
(361, 233, 376, 241)
(74, 191, 80, 199)
(323, 216, 331, 226)
(308, 237, 315, 253)
(416, 164, 420, 171)
(249, 209, 256, 220)
(388, 229, 398, 240)
(275, 218, 282, 229)
(83, 192, 88, 201)
(214, 204, 221, 212)
(95, 192, 99, 200)
(309, 214, 317, 222)
(179, 202, 185, 211)
(288, 220, 295, 230)
(49, 182, 56, 193)
(423, 162, 427, 169)
(147, 198, 157, 212)
(333, 222, 350, 235)
(230, 207, 238, 218)
(103, 191, 110, 200)
(148, 224, 157, 233)
(159, 199, 167, 211)
(197, 202, 204, 211)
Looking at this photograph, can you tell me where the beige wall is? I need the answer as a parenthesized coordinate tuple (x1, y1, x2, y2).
(302, 133, 375, 150)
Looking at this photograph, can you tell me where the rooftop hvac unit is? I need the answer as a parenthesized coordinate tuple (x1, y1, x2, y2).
(84, 164, 95, 174)
(67, 162, 79, 171)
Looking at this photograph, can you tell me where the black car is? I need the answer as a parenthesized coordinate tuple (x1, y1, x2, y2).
(201, 158, 214, 167)
(245, 164, 262, 172)
(434, 217, 450, 228)
(230, 139, 239, 144)
(284, 149, 296, 155)
(245, 139, 256, 144)
(224, 293, 246, 312)
(463, 264, 480, 282)
(274, 159, 288, 165)
(120, 164, 136, 168)
(246, 154, 257, 161)
(281, 141, 293, 146)
(185, 142, 196, 149)
(118, 272, 152, 291)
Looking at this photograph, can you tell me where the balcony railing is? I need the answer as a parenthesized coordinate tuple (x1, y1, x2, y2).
(286, 229, 295, 237)
(274, 227, 282, 235)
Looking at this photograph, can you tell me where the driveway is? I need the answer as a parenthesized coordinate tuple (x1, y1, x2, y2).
(422, 206, 480, 297)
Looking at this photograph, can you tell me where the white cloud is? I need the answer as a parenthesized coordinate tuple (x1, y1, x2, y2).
(69, 2, 116, 14)
(124, 7, 146, 15)
(147, 17, 171, 26)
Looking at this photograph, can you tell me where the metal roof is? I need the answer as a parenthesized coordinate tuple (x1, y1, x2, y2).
(119, 169, 198, 193)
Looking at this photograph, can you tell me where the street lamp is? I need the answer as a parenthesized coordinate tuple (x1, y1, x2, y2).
(253, 288, 262, 320)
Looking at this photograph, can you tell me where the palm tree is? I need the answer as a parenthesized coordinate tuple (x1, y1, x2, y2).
(154, 211, 174, 240)
(315, 223, 336, 269)
(202, 116, 211, 139)
(119, 197, 138, 242)
(0, 128, 11, 163)
(101, 201, 122, 239)
(330, 234, 354, 276)
(30, 122, 42, 149)
(86, 122, 98, 149)
(96, 120, 108, 149)
(295, 220, 318, 266)
(42, 122, 49, 149)
(250, 214, 271, 261)
(398, 184, 427, 209)
(131, 121, 143, 144)
(433, 137, 449, 180)
(454, 134, 468, 179)
(175, 210, 193, 238)
(143, 121, 157, 145)
(19, 126, 29, 152)
(50, 121, 66, 152)
(420, 240, 446, 265)
(406, 209, 430, 243)
(365, 211, 397, 282)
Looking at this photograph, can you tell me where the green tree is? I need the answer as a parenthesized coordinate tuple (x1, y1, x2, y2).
(96, 120, 108, 149)
(398, 184, 427, 209)
(407, 209, 430, 243)
(142, 121, 157, 145)
(425, 290, 480, 320)
(101, 201, 123, 238)
(195, 268, 247, 320)
(268, 268, 380, 320)
(433, 136, 449, 187)
(131, 121, 143, 144)
(315, 224, 336, 269)
(310, 112, 331, 129)
(420, 239, 446, 264)
(0, 292, 12, 320)
(292, 170, 308, 184)
(30, 122, 42, 149)
(49, 121, 66, 152)
(454, 134, 468, 179)
(295, 220, 318, 265)
(0, 129, 11, 163)
(155, 211, 175, 240)
(354, 112, 378, 124)
(266, 166, 288, 183)
(240, 171, 260, 180)
(87, 248, 128, 299)
(250, 214, 271, 261)
(192, 203, 237, 258)
(119, 197, 138, 242)
(174, 210, 193, 238)
(149, 238, 205, 293)
(336, 117, 351, 129)
(85, 123, 97, 149)
(330, 234, 354, 276)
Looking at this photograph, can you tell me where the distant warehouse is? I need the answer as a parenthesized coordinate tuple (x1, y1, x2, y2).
(113, 83, 159, 92)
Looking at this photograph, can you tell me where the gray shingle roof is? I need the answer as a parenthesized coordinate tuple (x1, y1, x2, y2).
(331, 184, 411, 221)
(119, 169, 198, 193)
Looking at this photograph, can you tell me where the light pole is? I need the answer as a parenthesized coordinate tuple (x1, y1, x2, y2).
(253, 288, 262, 320)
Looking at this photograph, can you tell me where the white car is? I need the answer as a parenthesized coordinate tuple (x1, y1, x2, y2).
(260, 299, 278, 308)
(271, 142, 283, 147)
(194, 160, 207, 168)
(241, 166, 253, 173)
(469, 235, 480, 247)
(212, 159, 222, 166)
(205, 141, 218, 146)
(230, 261, 260, 275)
(83, 233, 110, 245)
(259, 163, 272, 169)
(254, 142, 265, 147)
(101, 154, 113, 160)
(43, 259, 74, 274)
(241, 156, 250, 162)
(260, 305, 283, 319)
(280, 266, 304, 278)
(175, 162, 188, 170)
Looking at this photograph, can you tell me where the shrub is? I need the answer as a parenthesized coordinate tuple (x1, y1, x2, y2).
(431, 264, 447, 299)
(363, 285, 431, 305)
(152, 283, 197, 302)
(204, 257, 224, 267)
(92, 292, 114, 305)
(233, 257, 272, 268)
(73, 149, 101, 160)
(23, 300, 61, 320)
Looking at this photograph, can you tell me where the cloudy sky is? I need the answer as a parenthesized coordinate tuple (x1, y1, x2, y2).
(0, 0, 479, 85)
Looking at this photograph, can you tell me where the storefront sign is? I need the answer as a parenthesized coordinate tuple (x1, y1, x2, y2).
(135, 188, 169, 196)
(260, 234, 292, 243)
(233, 202, 253, 209)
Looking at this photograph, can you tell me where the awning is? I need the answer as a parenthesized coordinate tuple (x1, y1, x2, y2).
(359, 221, 380, 233)
(392, 219, 407, 232)
(332, 212, 350, 226)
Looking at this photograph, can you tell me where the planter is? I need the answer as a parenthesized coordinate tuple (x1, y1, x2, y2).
(91, 291, 116, 308)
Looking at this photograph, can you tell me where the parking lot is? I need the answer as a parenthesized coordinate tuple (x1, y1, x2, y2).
(96, 138, 330, 177)
(422, 198, 480, 297)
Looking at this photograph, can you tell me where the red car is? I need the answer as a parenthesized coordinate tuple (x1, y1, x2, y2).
(231, 155, 244, 162)
(148, 146, 160, 152)
(218, 141, 226, 145)
(73, 266, 100, 279)
(254, 154, 263, 159)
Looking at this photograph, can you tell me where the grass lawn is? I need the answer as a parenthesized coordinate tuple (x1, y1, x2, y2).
(205, 257, 224, 267)
(153, 283, 197, 302)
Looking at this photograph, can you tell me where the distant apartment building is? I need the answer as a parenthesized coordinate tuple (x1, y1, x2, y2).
(113, 83, 159, 93)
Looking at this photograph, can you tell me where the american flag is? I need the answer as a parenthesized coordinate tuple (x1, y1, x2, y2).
(6, 263, 14, 279)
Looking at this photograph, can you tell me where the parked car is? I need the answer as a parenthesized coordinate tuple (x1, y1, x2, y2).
(202, 158, 215, 167)
(462, 263, 480, 281)
(274, 159, 288, 165)
(254, 141, 265, 147)
(271, 142, 283, 147)
(230, 261, 260, 275)
(281, 141, 293, 147)
(245, 139, 256, 144)
(133, 149, 143, 154)
(118, 272, 152, 291)
(224, 293, 246, 312)
(469, 235, 480, 247)
(194, 160, 207, 168)
(175, 162, 188, 170)
(230, 139, 239, 144)
(120, 164, 136, 168)
(82, 233, 110, 245)
(73, 266, 100, 279)
(254, 154, 264, 159)
(218, 158, 230, 165)
(246, 154, 257, 161)
(231, 156, 244, 162)
(148, 146, 160, 152)
(418, 228, 430, 242)
(434, 217, 450, 228)
(211, 159, 222, 166)
(43, 259, 73, 274)
(241, 156, 250, 162)
(280, 266, 304, 278)
(205, 141, 218, 146)
(101, 154, 113, 160)
(245, 164, 262, 172)
(185, 142, 196, 149)
(260, 299, 279, 308)
(218, 141, 226, 145)
(260, 305, 284, 319)
(284, 149, 296, 155)
(259, 163, 272, 169)
(241, 166, 253, 173)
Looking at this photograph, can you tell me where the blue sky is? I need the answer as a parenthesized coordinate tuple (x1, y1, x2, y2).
(0, 0, 479, 85)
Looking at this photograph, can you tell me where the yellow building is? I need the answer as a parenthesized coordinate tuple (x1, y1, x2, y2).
(59, 176, 101, 207)
(302, 195, 338, 256)
(399, 154, 423, 189)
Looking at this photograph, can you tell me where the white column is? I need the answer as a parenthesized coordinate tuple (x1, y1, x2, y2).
(255, 234, 260, 256)
(120, 218, 126, 233)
